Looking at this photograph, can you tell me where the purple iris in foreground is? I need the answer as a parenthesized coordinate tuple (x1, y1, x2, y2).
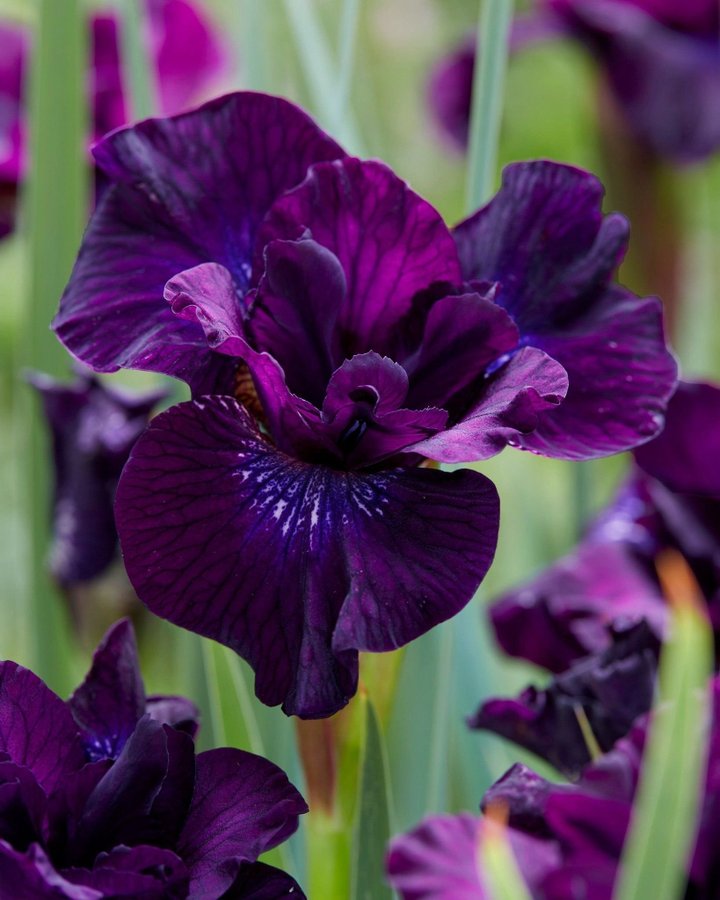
(54, 91, 675, 718)
(388, 675, 720, 899)
(431, 0, 720, 162)
(29, 370, 167, 588)
(491, 380, 720, 673)
(0, 619, 306, 898)
(0, 0, 226, 237)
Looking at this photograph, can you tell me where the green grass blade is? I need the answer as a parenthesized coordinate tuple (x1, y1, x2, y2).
(117, 0, 158, 121)
(614, 567, 713, 900)
(24, 0, 89, 693)
(282, 0, 363, 152)
(351, 696, 393, 900)
(466, 0, 515, 212)
(334, 0, 361, 127)
(238, 0, 269, 91)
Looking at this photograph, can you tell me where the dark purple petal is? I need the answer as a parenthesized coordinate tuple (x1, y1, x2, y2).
(69, 717, 194, 865)
(454, 161, 676, 458)
(634, 381, 720, 496)
(258, 158, 462, 356)
(115, 396, 500, 717)
(0, 662, 85, 794)
(386, 813, 559, 899)
(223, 861, 305, 899)
(490, 539, 668, 671)
(54, 92, 345, 392)
(402, 290, 518, 411)
(513, 287, 677, 459)
(0, 762, 46, 850)
(145, 696, 200, 740)
(28, 370, 166, 585)
(68, 620, 146, 762)
(410, 347, 568, 463)
(482, 764, 553, 838)
(0, 842, 96, 900)
(177, 748, 307, 897)
(470, 621, 660, 777)
(63, 845, 189, 899)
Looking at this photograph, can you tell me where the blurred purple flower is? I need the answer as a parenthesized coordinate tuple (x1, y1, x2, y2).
(0, 619, 307, 898)
(53, 92, 675, 718)
(491, 380, 720, 673)
(469, 619, 660, 778)
(430, 0, 720, 162)
(0, 0, 226, 236)
(388, 675, 720, 899)
(28, 370, 167, 588)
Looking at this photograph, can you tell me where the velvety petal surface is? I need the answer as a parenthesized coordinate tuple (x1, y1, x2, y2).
(68, 620, 146, 762)
(0, 842, 98, 900)
(258, 158, 463, 356)
(177, 748, 307, 896)
(470, 621, 660, 777)
(454, 161, 676, 459)
(386, 813, 559, 899)
(634, 381, 720, 496)
(63, 845, 189, 899)
(54, 92, 345, 392)
(0, 663, 85, 794)
(145, 696, 200, 740)
(490, 540, 667, 671)
(223, 861, 305, 899)
(115, 396, 500, 717)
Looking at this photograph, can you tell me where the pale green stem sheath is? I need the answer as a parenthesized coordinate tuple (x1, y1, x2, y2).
(118, 0, 158, 121)
(334, 0, 361, 133)
(200, 639, 227, 748)
(426, 621, 454, 813)
(24, 0, 88, 693)
(238, 0, 269, 91)
(282, 0, 364, 152)
(465, 0, 515, 213)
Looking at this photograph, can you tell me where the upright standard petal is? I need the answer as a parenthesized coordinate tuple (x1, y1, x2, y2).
(454, 161, 677, 459)
(54, 92, 345, 392)
(177, 748, 307, 896)
(115, 396, 500, 717)
(258, 158, 463, 356)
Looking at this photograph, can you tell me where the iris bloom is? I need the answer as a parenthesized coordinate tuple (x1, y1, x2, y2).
(0, 0, 225, 237)
(0, 619, 307, 897)
(54, 91, 675, 718)
(388, 675, 720, 899)
(29, 370, 167, 587)
(491, 380, 720, 673)
(430, 0, 720, 162)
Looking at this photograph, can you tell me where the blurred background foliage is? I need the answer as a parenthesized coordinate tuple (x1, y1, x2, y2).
(0, 0, 718, 887)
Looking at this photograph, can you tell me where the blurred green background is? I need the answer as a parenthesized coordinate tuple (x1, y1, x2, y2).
(0, 0, 718, 887)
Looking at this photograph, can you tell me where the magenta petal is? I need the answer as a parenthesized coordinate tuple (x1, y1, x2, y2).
(115, 396, 499, 717)
(54, 92, 345, 392)
(68, 620, 146, 762)
(177, 748, 307, 896)
(386, 813, 559, 899)
(634, 381, 720, 496)
(259, 158, 463, 355)
(411, 347, 568, 463)
(0, 663, 85, 795)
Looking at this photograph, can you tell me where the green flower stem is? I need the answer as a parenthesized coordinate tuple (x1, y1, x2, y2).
(466, 0, 515, 212)
(118, 0, 158, 121)
(24, 0, 89, 693)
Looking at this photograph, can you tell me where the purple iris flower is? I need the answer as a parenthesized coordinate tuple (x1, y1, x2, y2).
(388, 675, 720, 899)
(52, 91, 675, 719)
(469, 619, 660, 778)
(0, 0, 226, 237)
(0, 619, 307, 898)
(491, 380, 720, 673)
(28, 370, 167, 588)
(430, 0, 720, 162)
